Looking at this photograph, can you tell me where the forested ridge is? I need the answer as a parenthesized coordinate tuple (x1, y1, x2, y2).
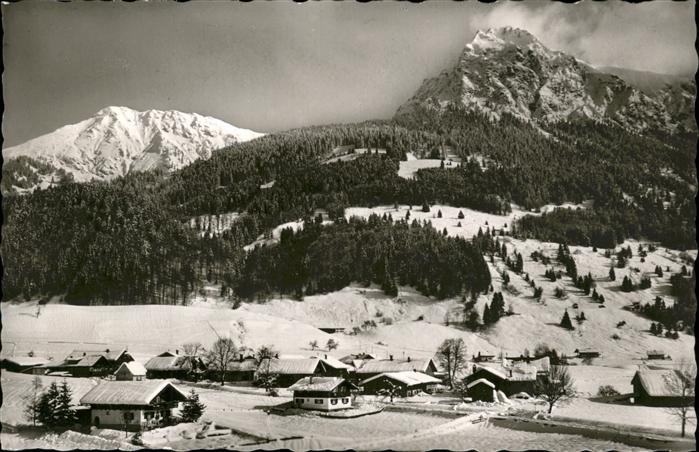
(2, 107, 695, 305)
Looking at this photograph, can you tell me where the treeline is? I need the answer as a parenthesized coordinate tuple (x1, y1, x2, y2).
(397, 104, 696, 249)
(3, 104, 696, 305)
(639, 275, 696, 334)
(1, 156, 74, 194)
(2, 173, 201, 305)
(513, 200, 695, 250)
(236, 214, 491, 300)
(163, 122, 446, 218)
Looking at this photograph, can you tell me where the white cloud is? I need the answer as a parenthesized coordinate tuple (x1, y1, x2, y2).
(469, 1, 696, 76)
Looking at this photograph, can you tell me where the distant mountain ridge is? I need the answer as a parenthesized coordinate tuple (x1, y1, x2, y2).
(2, 106, 263, 193)
(395, 26, 696, 134)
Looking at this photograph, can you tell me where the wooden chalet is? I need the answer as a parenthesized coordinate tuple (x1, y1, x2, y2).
(631, 369, 694, 407)
(144, 355, 205, 380)
(256, 356, 351, 387)
(339, 352, 376, 371)
(318, 327, 346, 334)
(64, 348, 134, 373)
(41, 355, 112, 378)
(473, 352, 496, 363)
(354, 356, 439, 379)
(576, 349, 601, 359)
(114, 362, 147, 381)
(80, 380, 188, 431)
(220, 353, 259, 383)
(464, 359, 547, 397)
(359, 371, 442, 397)
(0, 356, 51, 374)
(646, 350, 667, 360)
(289, 377, 358, 411)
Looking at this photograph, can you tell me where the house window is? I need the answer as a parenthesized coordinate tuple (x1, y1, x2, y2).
(314, 399, 323, 404)
(342, 398, 349, 404)
(331, 399, 338, 405)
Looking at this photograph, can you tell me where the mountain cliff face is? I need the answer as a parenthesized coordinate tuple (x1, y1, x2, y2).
(2, 106, 263, 192)
(395, 27, 695, 134)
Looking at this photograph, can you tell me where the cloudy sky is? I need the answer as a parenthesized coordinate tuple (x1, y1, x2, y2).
(2, 1, 696, 146)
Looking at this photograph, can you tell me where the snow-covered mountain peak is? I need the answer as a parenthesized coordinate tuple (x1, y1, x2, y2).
(397, 27, 695, 134)
(466, 26, 544, 54)
(3, 106, 264, 192)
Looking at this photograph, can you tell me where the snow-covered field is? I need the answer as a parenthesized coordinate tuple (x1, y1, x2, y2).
(398, 158, 446, 179)
(3, 373, 680, 451)
(345, 204, 527, 239)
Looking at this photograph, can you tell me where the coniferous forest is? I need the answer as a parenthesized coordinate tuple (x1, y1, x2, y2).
(2, 107, 696, 306)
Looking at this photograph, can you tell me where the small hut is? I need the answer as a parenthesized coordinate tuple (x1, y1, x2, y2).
(467, 378, 496, 402)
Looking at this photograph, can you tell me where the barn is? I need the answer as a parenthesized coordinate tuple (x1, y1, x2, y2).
(256, 356, 351, 387)
(289, 377, 359, 411)
(646, 350, 667, 360)
(66, 355, 113, 378)
(463, 359, 545, 397)
(65, 348, 134, 372)
(466, 378, 496, 402)
(631, 369, 694, 407)
(0, 356, 51, 374)
(354, 357, 439, 379)
(226, 356, 257, 382)
(144, 355, 206, 380)
(80, 380, 188, 431)
(114, 362, 147, 381)
(359, 371, 442, 397)
(473, 352, 496, 363)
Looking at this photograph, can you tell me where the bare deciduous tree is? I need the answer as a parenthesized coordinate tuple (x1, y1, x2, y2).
(182, 342, 205, 380)
(665, 361, 696, 437)
(437, 338, 467, 389)
(535, 365, 576, 414)
(207, 337, 238, 386)
(254, 345, 279, 395)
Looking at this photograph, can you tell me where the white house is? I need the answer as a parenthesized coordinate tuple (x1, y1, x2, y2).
(114, 361, 147, 381)
(288, 377, 358, 411)
(80, 380, 188, 431)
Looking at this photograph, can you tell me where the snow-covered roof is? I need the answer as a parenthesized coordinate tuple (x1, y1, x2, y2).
(80, 380, 187, 406)
(356, 358, 436, 374)
(1, 356, 51, 367)
(144, 356, 196, 371)
(467, 378, 496, 389)
(66, 348, 128, 362)
(289, 377, 358, 393)
(339, 353, 377, 364)
(117, 361, 147, 376)
(473, 363, 537, 382)
(315, 356, 352, 370)
(73, 355, 109, 367)
(360, 371, 442, 387)
(633, 370, 687, 397)
(528, 357, 550, 373)
(228, 359, 258, 372)
(264, 358, 322, 375)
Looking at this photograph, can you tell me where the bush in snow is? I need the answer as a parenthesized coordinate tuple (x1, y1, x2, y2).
(597, 385, 620, 397)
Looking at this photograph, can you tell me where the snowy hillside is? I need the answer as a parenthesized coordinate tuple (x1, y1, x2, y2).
(395, 27, 696, 134)
(3, 206, 694, 367)
(2, 106, 263, 191)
